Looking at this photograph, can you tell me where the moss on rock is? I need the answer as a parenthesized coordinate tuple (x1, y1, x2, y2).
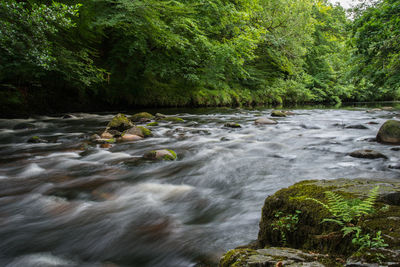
(157, 116, 184, 123)
(376, 120, 400, 144)
(146, 122, 159, 127)
(130, 112, 154, 122)
(271, 110, 287, 117)
(107, 113, 134, 132)
(143, 149, 177, 161)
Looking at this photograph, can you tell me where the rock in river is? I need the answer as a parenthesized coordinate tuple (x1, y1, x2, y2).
(271, 110, 287, 117)
(121, 134, 143, 142)
(224, 123, 241, 128)
(106, 113, 134, 132)
(349, 149, 387, 159)
(376, 120, 400, 144)
(130, 112, 155, 123)
(125, 126, 153, 138)
(220, 178, 400, 266)
(255, 118, 278, 125)
(143, 149, 177, 161)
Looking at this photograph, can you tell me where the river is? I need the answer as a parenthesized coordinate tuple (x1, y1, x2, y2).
(0, 106, 399, 266)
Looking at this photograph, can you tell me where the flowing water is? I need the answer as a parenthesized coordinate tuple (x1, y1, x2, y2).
(0, 107, 400, 267)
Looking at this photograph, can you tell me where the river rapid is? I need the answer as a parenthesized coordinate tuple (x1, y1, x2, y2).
(0, 107, 399, 267)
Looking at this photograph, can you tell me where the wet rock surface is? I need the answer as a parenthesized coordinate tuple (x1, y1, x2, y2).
(349, 149, 388, 159)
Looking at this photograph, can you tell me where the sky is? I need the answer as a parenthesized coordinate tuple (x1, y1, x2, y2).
(329, 0, 354, 9)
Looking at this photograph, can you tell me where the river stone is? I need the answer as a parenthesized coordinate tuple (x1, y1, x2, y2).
(381, 106, 394, 111)
(125, 126, 152, 138)
(271, 110, 287, 117)
(155, 113, 167, 118)
(255, 118, 278, 125)
(130, 112, 154, 122)
(224, 122, 241, 128)
(143, 149, 177, 161)
(106, 113, 134, 132)
(121, 134, 143, 142)
(376, 120, 400, 144)
(349, 149, 387, 159)
(100, 131, 114, 139)
(345, 124, 369, 129)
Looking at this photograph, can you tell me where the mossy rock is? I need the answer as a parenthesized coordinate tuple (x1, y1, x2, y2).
(107, 113, 134, 132)
(125, 126, 153, 138)
(271, 110, 287, 117)
(257, 179, 400, 260)
(224, 122, 241, 128)
(143, 149, 177, 161)
(156, 116, 184, 123)
(146, 122, 159, 127)
(376, 120, 400, 144)
(349, 149, 387, 159)
(130, 112, 154, 122)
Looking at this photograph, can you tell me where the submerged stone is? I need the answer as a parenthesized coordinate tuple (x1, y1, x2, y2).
(345, 124, 369, 129)
(349, 149, 387, 159)
(376, 120, 400, 144)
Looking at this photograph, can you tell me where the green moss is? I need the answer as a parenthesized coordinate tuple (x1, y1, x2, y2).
(105, 138, 116, 143)
(146, 122, 159, 126)
(219, 249, 256, 267)
(32, 136, 40, 140)
(157, 116, 184, 122)
(107, 113, 134, 131)
(137, 126, 153, 137)
(377, 120, 400, 144)
(130, 112, 154, 122)
(165, 149, 177, 160)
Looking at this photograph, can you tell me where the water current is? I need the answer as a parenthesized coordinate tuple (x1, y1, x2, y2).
(0, 106, 399, 266)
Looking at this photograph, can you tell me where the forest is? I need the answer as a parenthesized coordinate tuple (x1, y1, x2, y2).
(1, 0, 399, 115)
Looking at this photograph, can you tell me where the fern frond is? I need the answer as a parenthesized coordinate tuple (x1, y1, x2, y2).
(321, 218, 344, 226)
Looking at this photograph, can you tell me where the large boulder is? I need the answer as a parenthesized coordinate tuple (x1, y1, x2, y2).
(220, 178, 400, 266)
(106, 113, 134, 132)
(376, 120, 400, 144)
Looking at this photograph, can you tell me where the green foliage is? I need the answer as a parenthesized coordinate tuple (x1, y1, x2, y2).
(271, 210, 301, 245)
(307, 186, 388, 253)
